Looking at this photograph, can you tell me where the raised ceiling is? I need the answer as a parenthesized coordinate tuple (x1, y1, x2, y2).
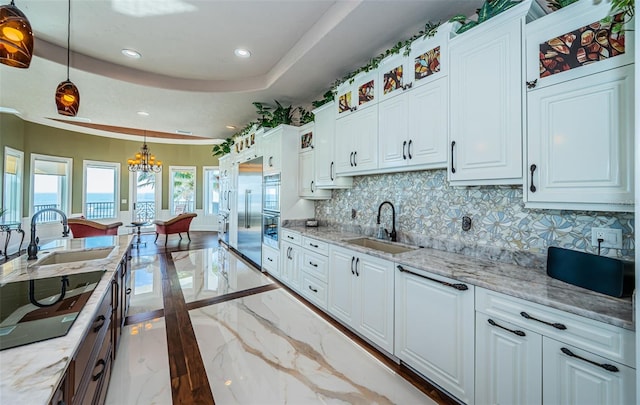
(0, 0, 483, 143)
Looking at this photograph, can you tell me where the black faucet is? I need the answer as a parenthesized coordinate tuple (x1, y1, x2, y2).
(376, 201, 397, 242)
(27, 208, 69, 260)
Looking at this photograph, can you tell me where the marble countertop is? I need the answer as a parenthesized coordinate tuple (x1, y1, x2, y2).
(0, 234, 133, 405)
(285, 226, 634, 331)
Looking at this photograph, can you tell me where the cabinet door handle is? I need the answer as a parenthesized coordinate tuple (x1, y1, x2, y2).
(450, 141, 456, 173)
(92, 359, 107, 381)
(308, 285, 318, 293)
(408, 139, 413, 159)
(402, 82, 413, 90)
(520, 311, 566, 330)
(350, 152, 354, 167)
(330, 162, 335, 181)
(126, 287, 132, 295)
(93, 315, 106, 333)
(350, 256, 355, 275)
(355, 258, 360, 276)
(488, 318, 526, 337)
(353, 151, 357, 166)
(529, 164, 537, 193)
(309, 261, 318, 267)
(560, 347, 619, 372)
(397, 265, 468, 291)
(526, 79, 538, 89)
(402, 141, 407, 160)
(268, 156, 273, 167)
(311, 181, 315, 193)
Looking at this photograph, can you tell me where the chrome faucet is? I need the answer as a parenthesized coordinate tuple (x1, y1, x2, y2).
(27, 208, 69, 260)
(376, 201, 397, 242)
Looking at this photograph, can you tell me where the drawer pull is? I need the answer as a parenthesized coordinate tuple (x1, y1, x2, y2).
(308, 285, 318, 293)
(488, 318, 526, 337)
(92, 359, 107, 381)
(309, 261, 318, 268)
(126, 287, 132, 295)
(93, 315, 106, 332)
(520, 311, 566, 330)
(397, 265, 468, 291)
(309, 243, 319, 248)
(287, 235, 295, 240)
(267, 257, 273, 262)
(560, 347, 619, 372)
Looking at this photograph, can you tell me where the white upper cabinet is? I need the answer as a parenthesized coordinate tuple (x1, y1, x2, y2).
(335, 104, 379, 175)
(378, 26, 450, 171)
(449, 0, 532, 185)
(524, 0, 635, 211)
(312, 102, 352, 189)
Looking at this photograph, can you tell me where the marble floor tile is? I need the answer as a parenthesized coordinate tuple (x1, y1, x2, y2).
(190, 289, 435, 405)
(172, 247, 272, 304)
(128, 255, 164, 315)
(105, 317, 172, 405)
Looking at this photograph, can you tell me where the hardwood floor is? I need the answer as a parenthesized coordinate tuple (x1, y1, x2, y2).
(122, 230, 458, 405)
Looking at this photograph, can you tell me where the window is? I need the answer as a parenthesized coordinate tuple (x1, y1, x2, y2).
(83, 161, 120, 219)
(3, 147, 24, 223)
(169, 166, 196, 215)
(31, 154, 72, 222)
(203, 166, 220, 217)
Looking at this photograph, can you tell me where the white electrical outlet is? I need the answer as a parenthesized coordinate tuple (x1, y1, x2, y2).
(591, 227, 623, 249)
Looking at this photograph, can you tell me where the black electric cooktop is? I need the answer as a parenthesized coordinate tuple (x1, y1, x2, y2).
(0, 270, 106, 351)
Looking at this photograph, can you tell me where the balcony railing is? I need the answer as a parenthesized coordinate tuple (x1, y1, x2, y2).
(85, 202, 116, 219)
(33, 204, 62, 223)
(134, 201, 156, 222)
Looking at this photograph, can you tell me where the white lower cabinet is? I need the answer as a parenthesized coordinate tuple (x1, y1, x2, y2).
(280, 240, 301, 293)
(261, 243, 280, 277)
(542, 337, 636, 405)
(476, 311, 542, 405)
(328, 245, 394, 354)
(476, 287, 636, 405)
(394, 264, 475, 404)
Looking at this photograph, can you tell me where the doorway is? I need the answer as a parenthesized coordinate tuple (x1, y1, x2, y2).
(131, 170, 162, 222)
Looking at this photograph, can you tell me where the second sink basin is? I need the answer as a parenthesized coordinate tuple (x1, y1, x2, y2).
(345, 237, 417, 255)
(35, 247, 115, 266)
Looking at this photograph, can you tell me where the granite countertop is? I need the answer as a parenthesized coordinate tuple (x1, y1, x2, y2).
(285, 225, 634, 331)
(0, 234, 133, 405)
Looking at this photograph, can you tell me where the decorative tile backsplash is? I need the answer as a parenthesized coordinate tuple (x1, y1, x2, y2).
(315, 169, 634, 262)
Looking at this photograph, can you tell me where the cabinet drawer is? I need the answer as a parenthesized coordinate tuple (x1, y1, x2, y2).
(476, 287, 635, 367)
(302, 236, 328, 256)
(262, 244, 279, 275)
(301, 250, 328, 282)
(300, 273, 328, 311)
(76, 331, 112, 405)
(281, 229, 301, 245)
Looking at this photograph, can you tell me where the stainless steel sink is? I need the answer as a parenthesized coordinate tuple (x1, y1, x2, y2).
(34, 247, 115, 266)
(344, 237, 417, 255)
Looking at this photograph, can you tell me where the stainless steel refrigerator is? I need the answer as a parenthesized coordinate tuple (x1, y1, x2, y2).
(236, 157, 263, 267)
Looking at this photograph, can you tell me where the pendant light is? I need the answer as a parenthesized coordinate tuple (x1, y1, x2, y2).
(0, 0, 33, 68)
(55, 0, 79, 116)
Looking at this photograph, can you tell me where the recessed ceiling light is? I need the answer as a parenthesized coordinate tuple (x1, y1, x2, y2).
(122, 48, 142, 59)
(137, 111, 149, 116)
(225, 125, 236, 129)
(176, 129, 192, 135)
(234, 48, 251, 58)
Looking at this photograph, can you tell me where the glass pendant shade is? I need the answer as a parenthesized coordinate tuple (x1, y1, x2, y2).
(55, 80, 80, 116)
(0, 0, 33, 68)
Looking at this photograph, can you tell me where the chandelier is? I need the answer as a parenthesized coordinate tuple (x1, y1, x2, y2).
(127, 133, 162, 172)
